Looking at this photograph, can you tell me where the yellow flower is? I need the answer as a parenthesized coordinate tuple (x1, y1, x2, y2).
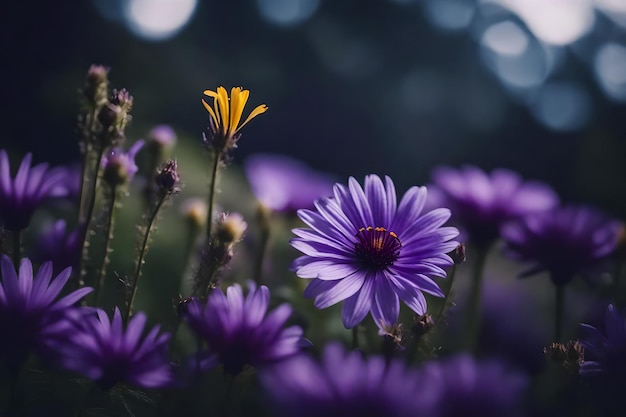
(202, 86, 268, 146)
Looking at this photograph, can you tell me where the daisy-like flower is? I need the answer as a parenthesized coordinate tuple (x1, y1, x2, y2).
(58, 307, 172, 390)
(244, 153, 334, 212)
(0, 149, 69, 231)
(0, 255, 92, 368)
(431, 165, 558, 246)
(579, 304, 626, 379)
(260, 342, 439, 417)
(291, 175, 459, 329)
(421, 354, 528, 417)
(501, 205, 620, 286)
(201, 86, 268, 153)
(101, 139, 145, 187)
(183, 282, 309, 375)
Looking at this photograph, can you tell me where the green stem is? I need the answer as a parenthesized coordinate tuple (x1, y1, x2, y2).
(205, 151, 221, 242)
(78, 146, 106, 287)
(12, 229, 21, 267)
(78, 108, 97, 223)
(94, 185, 118, 305)
(555, 284, 565, 342)
(462, 244, 489, 351)
(125, 194, 167, 324)
(352, 326, 359, 350)
(253, 206, 271, 286)
(434, 264, 457, 328)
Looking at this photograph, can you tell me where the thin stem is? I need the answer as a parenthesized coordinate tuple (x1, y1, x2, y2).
(94, 185, 118, 305)
(434, 264, 457, 328)
(125, 194, 167, 324)
(555, 284, 565, 342)
(462, 244, 489, 352)
(253, 206, 271, 286)
(78, 108, 97, 222)
(205, 151, 221, 242)
(12, 229, 21, 267)
(352, 326, 359, 350)
(78, 146, 106, 287)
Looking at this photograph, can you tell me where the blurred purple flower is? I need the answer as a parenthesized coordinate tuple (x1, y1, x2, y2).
(101, 140, 144, 186)
(58, 307, 172, 390)
(32, 219, 82, 275)
(501, 205, 620, 286)
(183, 283, 309, 375)
(260, 342, 439, 417)
(421, 354, 528, 417)
(0, 255, 92, 369)
(291, 175, 458, 329)
(431, 165, 558, 246)
(147, 124, 177, 148)
(244, 153, 334, 212)
(0, 150, 69, 230)
(580, 304, 626, 379)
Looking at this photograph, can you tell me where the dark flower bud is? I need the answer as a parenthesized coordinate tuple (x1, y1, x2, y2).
(450, 243, 466, 265)
(83, 64, 109, 108)
(544, 340, 584, 373)
(411, 313, 435, 338)
(110, 88, 133, 112)
(380, 323, 406, 355)
(155, 159, 180, 194)
(97, 103, 122, 129)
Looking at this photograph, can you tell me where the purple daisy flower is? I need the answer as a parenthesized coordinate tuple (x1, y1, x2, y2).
(0, 255, 92, 368)
(260, 342, 439, 417)
(579, 304, 626, 379)
(58, 307, 173, 390)
(290, 175, 459, 329)
(101, 140, 145, 187)
(0, 149, 69, 231)
(244, 153, 335, 212)
(183, 282, 309, 375)
(421, 354, 528, 417)
(31, 219, 82, 275)
(431, 165, 559, 246)
(501, 205, 620, 286)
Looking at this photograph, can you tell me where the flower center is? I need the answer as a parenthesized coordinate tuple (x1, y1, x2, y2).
(354, 226, 402, 270)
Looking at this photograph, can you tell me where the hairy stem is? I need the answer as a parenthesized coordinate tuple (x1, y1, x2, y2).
(94, 185, 118, 305)
(125, 193, 167, 323)
(205, 151, 221, 242)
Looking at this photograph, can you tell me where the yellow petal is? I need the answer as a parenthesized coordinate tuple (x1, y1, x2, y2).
(201, 99, 219, 125)
(203, 89, 219, 98)
(216, 86, 230, 132)
(229, 87, 242, 133)
(230, 88, 250, 132)
(236, 103, 268, 133)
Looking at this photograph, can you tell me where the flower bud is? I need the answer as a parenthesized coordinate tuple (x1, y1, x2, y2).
(155, 159, 180, 194)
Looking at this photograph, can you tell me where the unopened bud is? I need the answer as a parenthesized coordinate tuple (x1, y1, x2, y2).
(216, 212, 247, 244)
(411, 313, 435, 337)
(450, 243, 466, 265)
(544, 340, 584, 373)
(155, 159, 180, 194)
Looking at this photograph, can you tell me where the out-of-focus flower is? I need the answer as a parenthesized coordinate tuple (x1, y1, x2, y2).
(431, 165, 558, 246)
(291, 175, 458, 329)
(0, 256, 92, 368)
(579, 304, 626, 379)
(183, 283, 309, 375)
(180, 197, 208, 231)
(244, 153, 335, 212)
(32, 220, 82, 275)
(58, 307, 172, 390)
(201, 86, 268, 154)
(0, 150, 68, 231)
(501, 205, 620, 286)
(215, 212, 247, 244)
(101, 140, 144, 187)
(421, 354, 528, 417)
(147, 124, 177, 150)
(260, 342, 439, 417)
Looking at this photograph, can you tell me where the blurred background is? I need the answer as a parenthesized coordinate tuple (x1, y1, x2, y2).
(2, 0, 626, 216)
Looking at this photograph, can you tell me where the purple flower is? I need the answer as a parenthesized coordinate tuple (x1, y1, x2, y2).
(147, 124, 177, 148)
(579, 304, 626, 379)
(431, 165, 558, 246)
(183, 283, 309, 375)
(58, 307, 172, 390)
(290, 175, 458, 329)
(0, 150, 69, 230)
(101, 140, 144, 187)
(244, 153, 335, 212)
(421, 354, 528, 417)
(0, 255, 92, 368)
(32, 220, 82, 275)
(501, 205, 620, 286)
(260, 342, 439, 417)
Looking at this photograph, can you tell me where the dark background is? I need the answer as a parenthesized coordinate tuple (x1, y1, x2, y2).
(2, 0, 625, 217)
